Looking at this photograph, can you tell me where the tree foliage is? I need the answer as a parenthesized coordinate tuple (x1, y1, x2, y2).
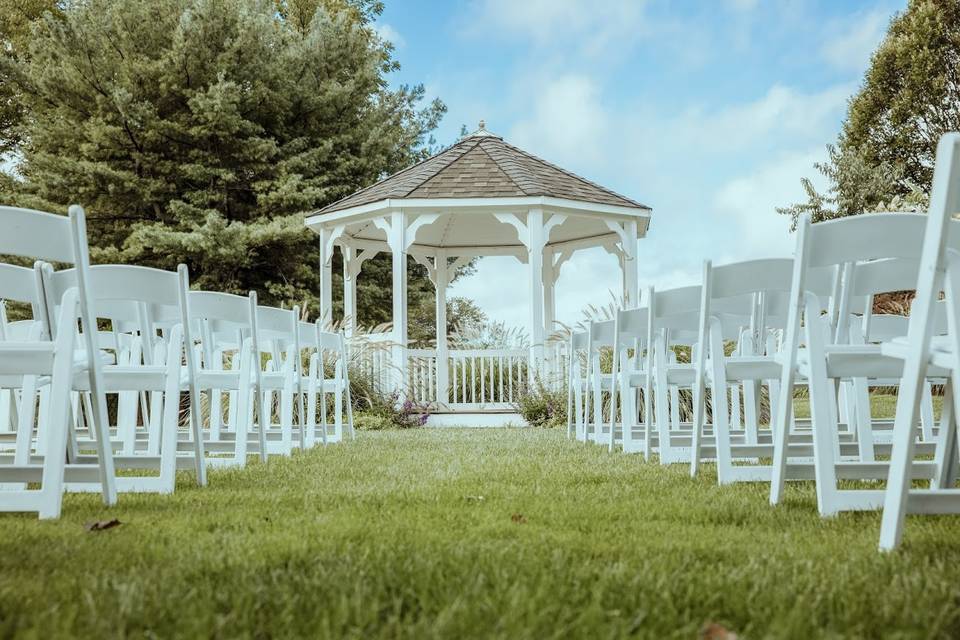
(0, 0, 62, 157)
(779, 0, 960, 228)
(2, 0, 447, 319)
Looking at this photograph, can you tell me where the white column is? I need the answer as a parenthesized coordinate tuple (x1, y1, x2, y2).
(542, 248, 557, 376)
(543, 248, 556, 337)
(623, 219, 640, 308)
(389, 211, 408, 396)
(342, 244, 357, 336)
(318, 228, 332, 326)
(435, 250, 450, 404)
(528, 208, 545, 384)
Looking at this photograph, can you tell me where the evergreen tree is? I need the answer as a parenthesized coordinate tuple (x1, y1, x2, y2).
(779, 0, 960, 228)
(0, 0, 62, 157)
(4, 0, 445, 318)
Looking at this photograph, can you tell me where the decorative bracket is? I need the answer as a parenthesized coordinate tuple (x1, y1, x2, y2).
(494, 211, 566, 250)
(344, 247, 378, 278)
(404, 214, 441, 251)
(324, 224, 347, 262)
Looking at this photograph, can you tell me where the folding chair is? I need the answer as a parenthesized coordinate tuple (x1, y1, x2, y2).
(0, 205, 116, 516)
(880, 133, 960, 549)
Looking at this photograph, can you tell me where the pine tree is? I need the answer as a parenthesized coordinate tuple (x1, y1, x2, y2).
(4, 0, 445, 318)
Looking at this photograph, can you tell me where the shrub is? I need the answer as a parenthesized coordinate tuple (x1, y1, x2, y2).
(354, 414, 393, 431)
(515, 378, 566, 428)
(356, 391, 429, 429)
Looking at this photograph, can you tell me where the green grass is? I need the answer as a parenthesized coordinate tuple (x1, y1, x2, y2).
(794, 392, 942, 420)
(2, 429, 960, 639)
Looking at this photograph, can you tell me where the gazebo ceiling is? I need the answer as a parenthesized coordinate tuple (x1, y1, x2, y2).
(304, 122, 651, 254)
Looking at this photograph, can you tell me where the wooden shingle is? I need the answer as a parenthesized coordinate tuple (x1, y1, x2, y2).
(315, 128, 648, 215)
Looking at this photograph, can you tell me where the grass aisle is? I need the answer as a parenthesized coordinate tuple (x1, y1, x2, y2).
(1, 429, 959, 638)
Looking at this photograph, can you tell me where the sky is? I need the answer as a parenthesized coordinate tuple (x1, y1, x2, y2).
(374, 0, 905, 332)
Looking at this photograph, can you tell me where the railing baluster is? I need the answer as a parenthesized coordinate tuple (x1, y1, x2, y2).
(479, 357, 485, 403)
(489, 356, 495, 402)
(498, 355, 503, 403)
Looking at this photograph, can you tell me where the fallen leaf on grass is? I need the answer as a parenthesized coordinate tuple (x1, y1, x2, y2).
(699, 622, 738, 640)
(84, 519, 121, 532)
(510, 513, 526, 524)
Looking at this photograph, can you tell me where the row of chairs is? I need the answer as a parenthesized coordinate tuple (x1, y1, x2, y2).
(567, 132, 960, 551)
(0, 204, 354, 519)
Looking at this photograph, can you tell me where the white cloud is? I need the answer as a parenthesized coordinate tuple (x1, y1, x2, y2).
(712, 148, 829, 262)
(508, 74, 610, 167)
(657, 83, 853, 157)
(821, 9, 889, 73)
(374, 22, 405, 49)
(726, 0, 759, 12)
(446, 81, 851, 329)
(462, 0, 649, 57)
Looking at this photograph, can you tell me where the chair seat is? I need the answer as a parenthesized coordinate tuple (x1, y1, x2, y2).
(789, 345, 907, 379)
(882, 339, 955, 375)
(0, 342, 55, 375)
(714, 355, 781, 381)
(663, 364, 695, 386)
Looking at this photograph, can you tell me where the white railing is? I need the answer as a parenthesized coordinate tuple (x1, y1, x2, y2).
(350, 338, 570, 411)
(350, 331, 393, 395)
(407, 349, 439, 404)
(447, 349, 528, 409)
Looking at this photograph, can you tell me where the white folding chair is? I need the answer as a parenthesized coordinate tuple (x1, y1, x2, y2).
(880, 133, 960, 549)
(181, 287, 260, 467)
(42, 263, 206, 492)
(688, 258, 822, 483)
(0, 204, 117, 516)
(255, 304, 300, 456)
(312, 325, 354, 444)
(768, 212, 947, 516)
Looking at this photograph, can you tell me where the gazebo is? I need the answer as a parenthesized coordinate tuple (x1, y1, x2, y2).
(305, 122, 651, 418)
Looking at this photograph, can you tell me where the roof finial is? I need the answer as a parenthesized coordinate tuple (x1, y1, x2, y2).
(465, 119, 501, 140)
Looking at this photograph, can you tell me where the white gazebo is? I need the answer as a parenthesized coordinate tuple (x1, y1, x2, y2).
(305, 122, 651, 417)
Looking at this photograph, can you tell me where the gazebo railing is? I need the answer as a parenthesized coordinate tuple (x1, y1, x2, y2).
(351, 339, 568, 411)
(447, 349, 528, 409)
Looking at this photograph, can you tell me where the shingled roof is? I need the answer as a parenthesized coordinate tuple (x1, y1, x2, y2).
(315, 124, 649, 215)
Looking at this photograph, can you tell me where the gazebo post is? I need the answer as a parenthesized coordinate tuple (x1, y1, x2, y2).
(543, 247, 557, 376)
(527, 208, 545, 385)
(388, 210, 408, 397)
(342, 244, 356, 336)
(434, 249, 450, 405)
(623, 220, 640, 308)
(318, 227, 333, 326)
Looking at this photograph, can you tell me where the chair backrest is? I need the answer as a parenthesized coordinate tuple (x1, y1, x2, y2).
(255, 304, 296, 350)
(652, 285, 701, 318)
(805, 213, 927, 268)
(0, 206, 75, 263)
(0, 263, 43, 306)
(186, 290, 252, 331)
(45, 264, 181, 328)
(589, 319, 616, 347)
(709, 258, 795, 300)
(847, 258, 922, 299)
(0, 205, 92, 339)
(617, 307, 648, 339)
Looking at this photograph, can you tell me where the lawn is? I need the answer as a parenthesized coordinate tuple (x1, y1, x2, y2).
(2, 427, 960, 639)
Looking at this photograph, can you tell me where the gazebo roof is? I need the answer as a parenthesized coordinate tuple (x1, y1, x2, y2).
(314, 123, 650, 216)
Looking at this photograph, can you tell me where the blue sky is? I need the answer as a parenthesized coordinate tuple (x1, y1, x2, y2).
(375, 0, 905, 331)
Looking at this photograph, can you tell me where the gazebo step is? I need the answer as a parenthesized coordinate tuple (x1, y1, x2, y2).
(425, 412, 527, 428)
